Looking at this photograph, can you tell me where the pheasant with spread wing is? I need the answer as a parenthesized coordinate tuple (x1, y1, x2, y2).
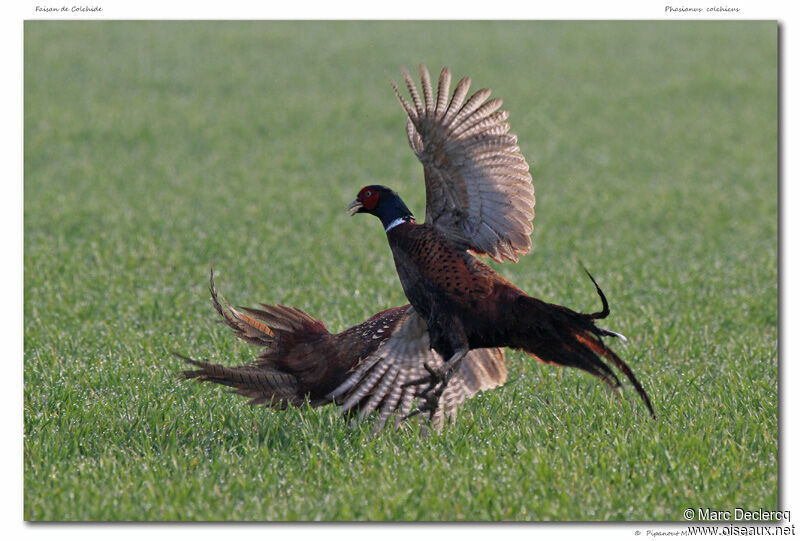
(178, 271, 506, 431)
(347, 65, 655, 419)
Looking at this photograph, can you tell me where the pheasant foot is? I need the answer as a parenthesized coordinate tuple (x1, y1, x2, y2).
(403, 348, 468, 421)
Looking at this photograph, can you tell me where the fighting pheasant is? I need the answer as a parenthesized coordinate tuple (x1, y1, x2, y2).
(347, 65, 655, 419)
(178, 271, 507, 431)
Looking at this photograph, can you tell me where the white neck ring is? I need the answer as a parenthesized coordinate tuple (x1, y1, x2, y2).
(384, 217, 408, 232)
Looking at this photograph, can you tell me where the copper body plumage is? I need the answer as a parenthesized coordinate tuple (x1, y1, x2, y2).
(179, 65, 654, 432)
(347, 65, 654, 420)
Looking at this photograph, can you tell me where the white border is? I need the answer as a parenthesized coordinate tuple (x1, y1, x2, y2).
(18, 0, 782, 20)
(6, 1, 794, 539)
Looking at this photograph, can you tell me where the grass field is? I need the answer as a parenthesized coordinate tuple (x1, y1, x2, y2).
(24, 21, 777, 521)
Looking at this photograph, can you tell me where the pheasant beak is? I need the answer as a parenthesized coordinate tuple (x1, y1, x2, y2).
(347, 199, 363, 216)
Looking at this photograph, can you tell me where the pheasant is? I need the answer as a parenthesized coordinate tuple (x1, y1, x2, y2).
(178, 270, 507, 431)
(347, 65, 655, 419)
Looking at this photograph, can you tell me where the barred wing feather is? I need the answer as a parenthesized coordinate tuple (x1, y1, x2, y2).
(329, 307, 506, 431)
(392, 65, 535, 263)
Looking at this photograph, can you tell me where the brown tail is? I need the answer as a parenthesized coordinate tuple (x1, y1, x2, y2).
(515, 270, 656, 419)
(177, 352, 315, 408)
(177, 268, 335, 408)
(208, 267, 329, 357)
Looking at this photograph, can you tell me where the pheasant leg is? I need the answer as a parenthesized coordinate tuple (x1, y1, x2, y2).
(404, 348, 468, 421)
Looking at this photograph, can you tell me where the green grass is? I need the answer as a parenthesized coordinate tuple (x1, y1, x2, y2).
(24, 21, 777, 521)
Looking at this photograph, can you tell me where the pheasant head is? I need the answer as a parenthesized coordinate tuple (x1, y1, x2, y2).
(347, 185, 414, 231)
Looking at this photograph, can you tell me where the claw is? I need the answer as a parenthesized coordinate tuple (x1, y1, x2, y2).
(402, 396, 438, 421)
(401, 352, 466, 426)
(403, 362, 445, 388)
(402, 376, 446, 423)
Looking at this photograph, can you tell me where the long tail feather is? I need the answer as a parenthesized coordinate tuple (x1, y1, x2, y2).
(516, 270, 656, 419)
(580, 264, 610, 320)
(576, 335, 656, 419)
(179, 269, 339, 408)
(576, 267, 653, 415)
(175, 352, 303, 408)
(580, 266, 629, 341)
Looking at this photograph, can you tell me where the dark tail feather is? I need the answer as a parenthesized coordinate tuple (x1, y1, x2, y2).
(577, 268, 655, 417)
(576, 335, 656, 419)
(208, 267, 328, 349)
(527, 334, 621, 391)
(516, 272, 656, 418)
(525, 323, 656, 419)
(175, 351, 310, 408)
(177, 270, 338, 408)
(579, 266, 628, 341)
(580, 265, 609, 320)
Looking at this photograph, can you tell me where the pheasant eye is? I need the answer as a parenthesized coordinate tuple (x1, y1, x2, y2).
(364, 190, 373, 198)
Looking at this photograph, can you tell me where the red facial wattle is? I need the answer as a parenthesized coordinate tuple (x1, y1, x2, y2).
(360, 188, 379, 211)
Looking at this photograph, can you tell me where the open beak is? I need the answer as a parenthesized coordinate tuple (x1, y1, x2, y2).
(346, 199, 363, 216)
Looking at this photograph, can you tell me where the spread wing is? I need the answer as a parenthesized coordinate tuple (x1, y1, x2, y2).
(392, 65, 535, 262)
(328, 307, 506, 432)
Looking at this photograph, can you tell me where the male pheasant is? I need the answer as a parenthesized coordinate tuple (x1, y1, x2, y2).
(178, 271, 506, 431)
(347, 65, 655, 419)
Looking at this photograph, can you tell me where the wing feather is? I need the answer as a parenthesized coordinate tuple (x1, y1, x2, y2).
(375, 370, 408, 430)
(394, 386, 416, 428)
(450, 88, 493, 128)
(434, 67, 451, 118)
(329, 306, 507, 431)
(393, 66, 535, 262)
(359, 362, 401, 421)
(442, 76, 472, 125)
(340, 356, 394, 412)
(401, 66, 424, 117)
(451, 107, 507, 139)
(419, 65, 434, 116)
